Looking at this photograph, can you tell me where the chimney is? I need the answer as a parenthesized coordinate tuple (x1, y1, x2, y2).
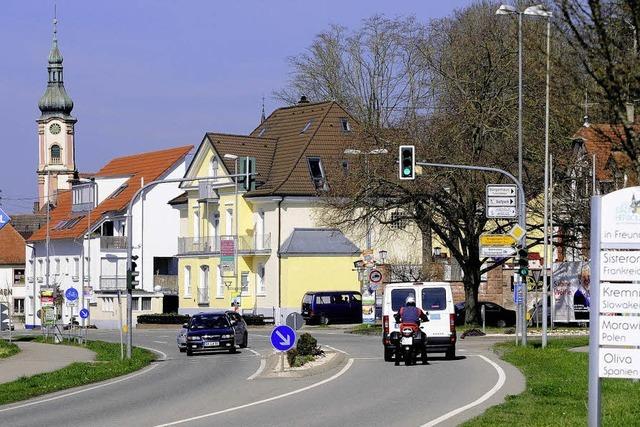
(298, 95, 310, 104)
(626, 102, 635, 124)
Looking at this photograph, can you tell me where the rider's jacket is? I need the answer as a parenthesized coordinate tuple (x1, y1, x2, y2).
(398, 305, 427, 325)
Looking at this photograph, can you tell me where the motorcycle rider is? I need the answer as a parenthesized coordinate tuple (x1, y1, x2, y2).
(394, 295, 429, 364)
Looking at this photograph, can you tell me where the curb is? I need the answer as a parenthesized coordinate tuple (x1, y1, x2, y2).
(261, 351, 347, 379)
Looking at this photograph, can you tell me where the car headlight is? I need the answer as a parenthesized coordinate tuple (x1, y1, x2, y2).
(221, 334, 233, 339)
(187, 336, 202, 341)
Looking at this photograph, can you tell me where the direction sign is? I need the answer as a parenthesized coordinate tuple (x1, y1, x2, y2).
(286, 312, 304, 330)
(487, 184, 517, 197)
(479, 234, 516, 247)
(600, 251, 640, 281)
(369, 269, 383, 284)
(600, 282, 640, 314)
(0, 207, 11, 231)
(65, 287, 79, 301)
(487, 197, 516, 206)
(480, 246, 517, 258)
(599, 317, 640, 346)
(599, 348, 640, 379)
(270, 325, 296, 352)
(79, 308, 89, 319)
(487, 206, 517, 218)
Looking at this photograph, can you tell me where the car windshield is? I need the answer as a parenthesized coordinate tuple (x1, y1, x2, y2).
(391, 289, 415, 311)
(422, 287, 446, 311)
(190, 315, 229, 329)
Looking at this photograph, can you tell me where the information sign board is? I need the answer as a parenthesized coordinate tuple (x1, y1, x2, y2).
(599, 282, 640, 314)
(479, 234, 516, 246)
(598, 348, 640, 379)
(599, 316, 640, 346)
(220, 238, 236, 275)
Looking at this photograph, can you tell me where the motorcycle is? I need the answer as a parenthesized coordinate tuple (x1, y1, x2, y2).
(391, 320, 427, 366)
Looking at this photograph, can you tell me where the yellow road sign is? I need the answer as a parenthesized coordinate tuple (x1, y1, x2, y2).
(480, 234, 517, 247)
(509, 224, 526, 241)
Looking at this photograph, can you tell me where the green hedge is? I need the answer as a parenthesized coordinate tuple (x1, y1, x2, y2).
(137, 313, 190, 324)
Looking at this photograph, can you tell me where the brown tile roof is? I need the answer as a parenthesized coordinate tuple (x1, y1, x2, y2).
(28, 145, 193, 242)
(572, 124, 636, 181)
(0, 224, 26, 265)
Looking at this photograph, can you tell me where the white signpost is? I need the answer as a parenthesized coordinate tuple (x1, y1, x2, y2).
(589, 187, 640, 426)
(486, 184, 518, 219)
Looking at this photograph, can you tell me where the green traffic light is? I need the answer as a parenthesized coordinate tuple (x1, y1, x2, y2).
(403, 167, 411, 176)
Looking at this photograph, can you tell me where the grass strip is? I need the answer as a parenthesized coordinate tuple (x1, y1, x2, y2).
(463, 337, 640, 426)
(0, 339, 155, 405)
(0, 340, 20, 359)
(349, 324, 382, 335)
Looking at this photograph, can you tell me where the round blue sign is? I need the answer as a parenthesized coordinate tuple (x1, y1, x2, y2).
(65, 287, 79, 301)
(270, 325, 296, 352)
(79, 308, 89, 319)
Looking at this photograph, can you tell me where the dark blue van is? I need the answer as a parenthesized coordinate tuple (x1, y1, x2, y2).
(301, 291, 363, 325)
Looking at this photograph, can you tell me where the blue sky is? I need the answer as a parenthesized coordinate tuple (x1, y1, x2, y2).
(0, 0, 471, 214)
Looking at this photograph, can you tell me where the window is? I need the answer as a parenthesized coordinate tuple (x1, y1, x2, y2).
(73, 258, 80, 279)
(54, 259, 61, 275)
(38, 260, 43, 277)
(54, 216, 84, 230)
(193, 208, 200, 241)
(257, 263, 265, 294)
(131, 297, 140, 311)
(301, 119, 313, 134)
(141, 297, 152, 311)
(28, 260, 34, 280)
(340, 118, 351, 132)
(390, 211, 407, 230)
(110, 184, 128, 199)
(257, 127, 267, 137)
(13, 298, 24, 315)
(103, 297, 114, 313)
(241, 271, 249, 295)
(50, 145, 61, 164)
(199, 266, 209, 290)
(391, 289, 415, 311)
(183, 266, 191, 297)
(225, 208, 233, 235)
(210, 156, 219, 178)
(307, 157, 328, 190)
(13, 269, 25, 285)
(216, 265, 224, 298)
(421, 287, 446, 311)
(341, 160, 349, 177)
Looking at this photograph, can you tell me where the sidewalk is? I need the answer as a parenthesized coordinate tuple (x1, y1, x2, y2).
(0, 342, 96, 384)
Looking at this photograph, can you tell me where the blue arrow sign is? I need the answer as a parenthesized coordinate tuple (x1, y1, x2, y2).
(65, 287, 79, 302)
(270, 325, 296, 352)
(79, 308, 89, 319)
(0, 207, 11, 231)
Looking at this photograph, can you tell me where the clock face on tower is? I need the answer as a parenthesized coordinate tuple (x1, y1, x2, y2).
(49, 123, 61, 135)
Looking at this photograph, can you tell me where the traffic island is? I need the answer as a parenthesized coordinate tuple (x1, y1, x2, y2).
(262, 349, 346, 378)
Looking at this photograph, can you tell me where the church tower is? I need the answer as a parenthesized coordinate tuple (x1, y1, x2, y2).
(36, 15, 77, 209)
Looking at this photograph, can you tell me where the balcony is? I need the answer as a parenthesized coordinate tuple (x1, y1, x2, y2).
(100, 236, 128, 251)
(177, 233, 271, 255)
(99, 276, 127, 291)
(153, 275, 178, 295)
(197, 288, 209, 305)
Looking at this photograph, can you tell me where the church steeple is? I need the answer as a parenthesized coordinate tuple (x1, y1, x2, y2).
(38, 13, 74, 118)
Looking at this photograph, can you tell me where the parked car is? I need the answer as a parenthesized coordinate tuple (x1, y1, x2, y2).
(301, 291, 363, 325)
(455, 301, 516, 327)
(382, 282, 457, 362)
(184, 311, 248, 356)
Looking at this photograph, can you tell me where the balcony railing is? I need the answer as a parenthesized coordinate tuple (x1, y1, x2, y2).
(100, 236, 128, 251)
(197, 288, 209, 305)
(177, 233, 271, 255)
(100, 276, 127, 291)
(153, 275, 178, 295)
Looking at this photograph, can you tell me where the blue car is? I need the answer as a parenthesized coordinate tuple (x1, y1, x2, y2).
(185, 311, 248, 356)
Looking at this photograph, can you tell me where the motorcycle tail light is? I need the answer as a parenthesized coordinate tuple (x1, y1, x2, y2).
(383, 315, 389, 335)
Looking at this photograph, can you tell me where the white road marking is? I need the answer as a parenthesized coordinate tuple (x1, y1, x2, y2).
(420, 354, 506, 427)
(246, 358, 266, 381)
(137, 346, 168, 361)
(252, 334, 269, 338)
(153, 341, 168, 344)
(155, 358, 355, 426)
(247, 349, 261, 357)
(157, 335, 169, 338)
(325, 345, 349, 355)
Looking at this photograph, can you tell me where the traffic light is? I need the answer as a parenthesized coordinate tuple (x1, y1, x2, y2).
(399, 145, 415, 180)
(127, 255, 140, 290)
(517, 248, 529, 277)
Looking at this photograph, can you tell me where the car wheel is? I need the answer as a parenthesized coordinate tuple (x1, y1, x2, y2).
(240, 332, 248, 348)
(229, 344, 237, 354)
(446, 347, 455, 360)
(179, 347, 186, 353)
(320, 315, 329, 325)
(186, 350, 193, 356)
(496, 320, 507, 328)
(384, 347, 394, 362)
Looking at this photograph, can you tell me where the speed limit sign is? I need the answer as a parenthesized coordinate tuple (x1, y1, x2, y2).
(369, 269, 382, 284)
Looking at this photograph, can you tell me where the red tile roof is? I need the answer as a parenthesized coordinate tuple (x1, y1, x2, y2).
(0, 224, 26, 265)
(573, 124, 636, 181)
(29, 145, 193, 242)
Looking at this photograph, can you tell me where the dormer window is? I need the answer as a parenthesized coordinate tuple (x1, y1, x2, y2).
(257, 127, 267, 137)
(110, 184, 128, 199)
(50, 145, 61, 165)
(307, 157, 328, 191)
(340, 118, 351, 132)
(301, 119, 313, 134)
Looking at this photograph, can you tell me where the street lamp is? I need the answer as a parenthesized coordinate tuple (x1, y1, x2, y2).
(343, 148, 389, 249)
(223, 154, 239, 310)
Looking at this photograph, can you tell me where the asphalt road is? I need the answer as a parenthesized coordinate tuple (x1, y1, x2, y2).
(0, 328, 524, 427)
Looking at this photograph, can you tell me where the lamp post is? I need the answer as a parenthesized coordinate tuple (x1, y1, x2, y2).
(343, 148, 388, 250)
(223, 154, 239, 311)
(496, 3, 551, 346)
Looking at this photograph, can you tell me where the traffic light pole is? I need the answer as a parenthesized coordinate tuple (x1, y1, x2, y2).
(415, 161, 527, 344)
(124, 171, 254, 359)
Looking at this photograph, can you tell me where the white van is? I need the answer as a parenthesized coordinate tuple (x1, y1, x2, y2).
(382, 282, 457, 361)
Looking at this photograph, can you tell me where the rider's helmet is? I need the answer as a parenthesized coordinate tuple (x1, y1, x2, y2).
(406, 296, 416, 306)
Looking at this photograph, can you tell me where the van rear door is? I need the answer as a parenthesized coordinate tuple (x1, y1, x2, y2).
(420, 287, 450, 338)
(388, 288, 416, 332)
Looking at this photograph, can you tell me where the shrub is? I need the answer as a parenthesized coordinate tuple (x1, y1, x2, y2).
(137, 313, 190, 324)
(242, 314, 265, 325)
(297, 333, 321, 356)
(286, 348, 298, 366)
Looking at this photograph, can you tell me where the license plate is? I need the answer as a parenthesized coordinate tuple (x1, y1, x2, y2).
(401, 337, 413, 345)
(204, 341, 219, 347)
